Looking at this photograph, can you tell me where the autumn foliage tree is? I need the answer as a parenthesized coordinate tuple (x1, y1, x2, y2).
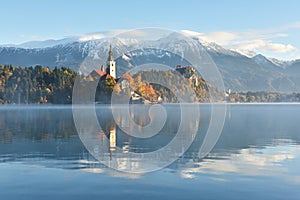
(0, 65, 77, 104)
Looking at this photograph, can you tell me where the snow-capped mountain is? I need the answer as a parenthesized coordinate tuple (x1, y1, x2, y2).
(1, 31, 300, 92)
(268, 57, 293, 68)
(230, 49, 257, 58)
(252, 54, 280, 69)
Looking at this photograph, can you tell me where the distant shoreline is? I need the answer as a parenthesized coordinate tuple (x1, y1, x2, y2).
(2, 102, 300, 109)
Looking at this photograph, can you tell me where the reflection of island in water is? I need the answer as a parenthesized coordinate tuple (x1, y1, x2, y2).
(1, 105, 300, 178)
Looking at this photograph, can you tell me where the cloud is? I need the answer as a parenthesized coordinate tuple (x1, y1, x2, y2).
(18, 34, 54, 41)
(117, 29, 150, 38)
(77, 30, 127, 42)
(179, 140, 300, 180)
(77, 29, 161, 42)
(181, 28, 299, 59)
(231, 39, 297, 54)
(78, 33, 105, 41)
(198, 31, 238, 46)
(199, 31, 296, 54)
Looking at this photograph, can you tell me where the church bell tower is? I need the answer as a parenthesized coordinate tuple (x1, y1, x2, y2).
(106, 45, 116, 79)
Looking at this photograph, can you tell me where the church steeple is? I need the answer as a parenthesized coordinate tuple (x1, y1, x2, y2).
(107, 44, 114, 62)
(106, 44, 116, 79)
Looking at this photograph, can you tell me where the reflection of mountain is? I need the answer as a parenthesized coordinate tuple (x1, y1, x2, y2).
(1, 105, 300, 174)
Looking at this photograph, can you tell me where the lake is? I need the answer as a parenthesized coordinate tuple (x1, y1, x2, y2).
(0, 104, 300, 200)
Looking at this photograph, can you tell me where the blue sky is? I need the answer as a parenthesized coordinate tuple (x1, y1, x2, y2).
(1, 0, 300, 59)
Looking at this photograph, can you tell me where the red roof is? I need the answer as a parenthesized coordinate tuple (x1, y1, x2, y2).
(91, 69, 106, 77)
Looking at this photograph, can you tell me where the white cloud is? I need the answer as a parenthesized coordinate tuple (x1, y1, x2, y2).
(78, 33, 105, 41)
(18, 34, 54, 41)
(198, 31, 238, 46)
(260, 43, 296, 53)
(231, 39, 297, 54)
(181, 28, 299, 60)
(181, 30, 238, 45)
(77, 30, 127, 42)
(179, 140, 300, 181)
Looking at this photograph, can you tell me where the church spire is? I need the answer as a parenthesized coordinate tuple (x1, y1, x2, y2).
(108, 44, 114, 62)
(106, 44, 116, 79)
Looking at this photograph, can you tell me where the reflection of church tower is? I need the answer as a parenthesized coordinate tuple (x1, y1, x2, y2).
(109, 124, 116, 161)
(109, 124, 116, 151)
(106, 45, 116, 79)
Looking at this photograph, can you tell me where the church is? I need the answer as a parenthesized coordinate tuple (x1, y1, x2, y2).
(89, 45, 117, 79)
(89, 45, 151, 104)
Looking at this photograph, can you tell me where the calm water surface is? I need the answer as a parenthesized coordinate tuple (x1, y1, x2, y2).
(0, 104, 300, 200)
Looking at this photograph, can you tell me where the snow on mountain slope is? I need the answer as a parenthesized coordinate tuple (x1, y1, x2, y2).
(268, 57, 293, 68)
(230, 49, 257, 58)
(1, 30, 300, 92)
(252, 54, 277, 67)
(180, 30, 240, 56)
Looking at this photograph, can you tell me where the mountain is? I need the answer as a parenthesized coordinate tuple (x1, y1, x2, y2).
(1, 32, 300, 92)
(15, 38, 78, 49)
(253, 54, 278, 69)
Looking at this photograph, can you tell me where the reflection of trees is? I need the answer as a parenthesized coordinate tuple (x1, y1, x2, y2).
(3, 105, 300, 176)
(0, 107, 77, 143)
